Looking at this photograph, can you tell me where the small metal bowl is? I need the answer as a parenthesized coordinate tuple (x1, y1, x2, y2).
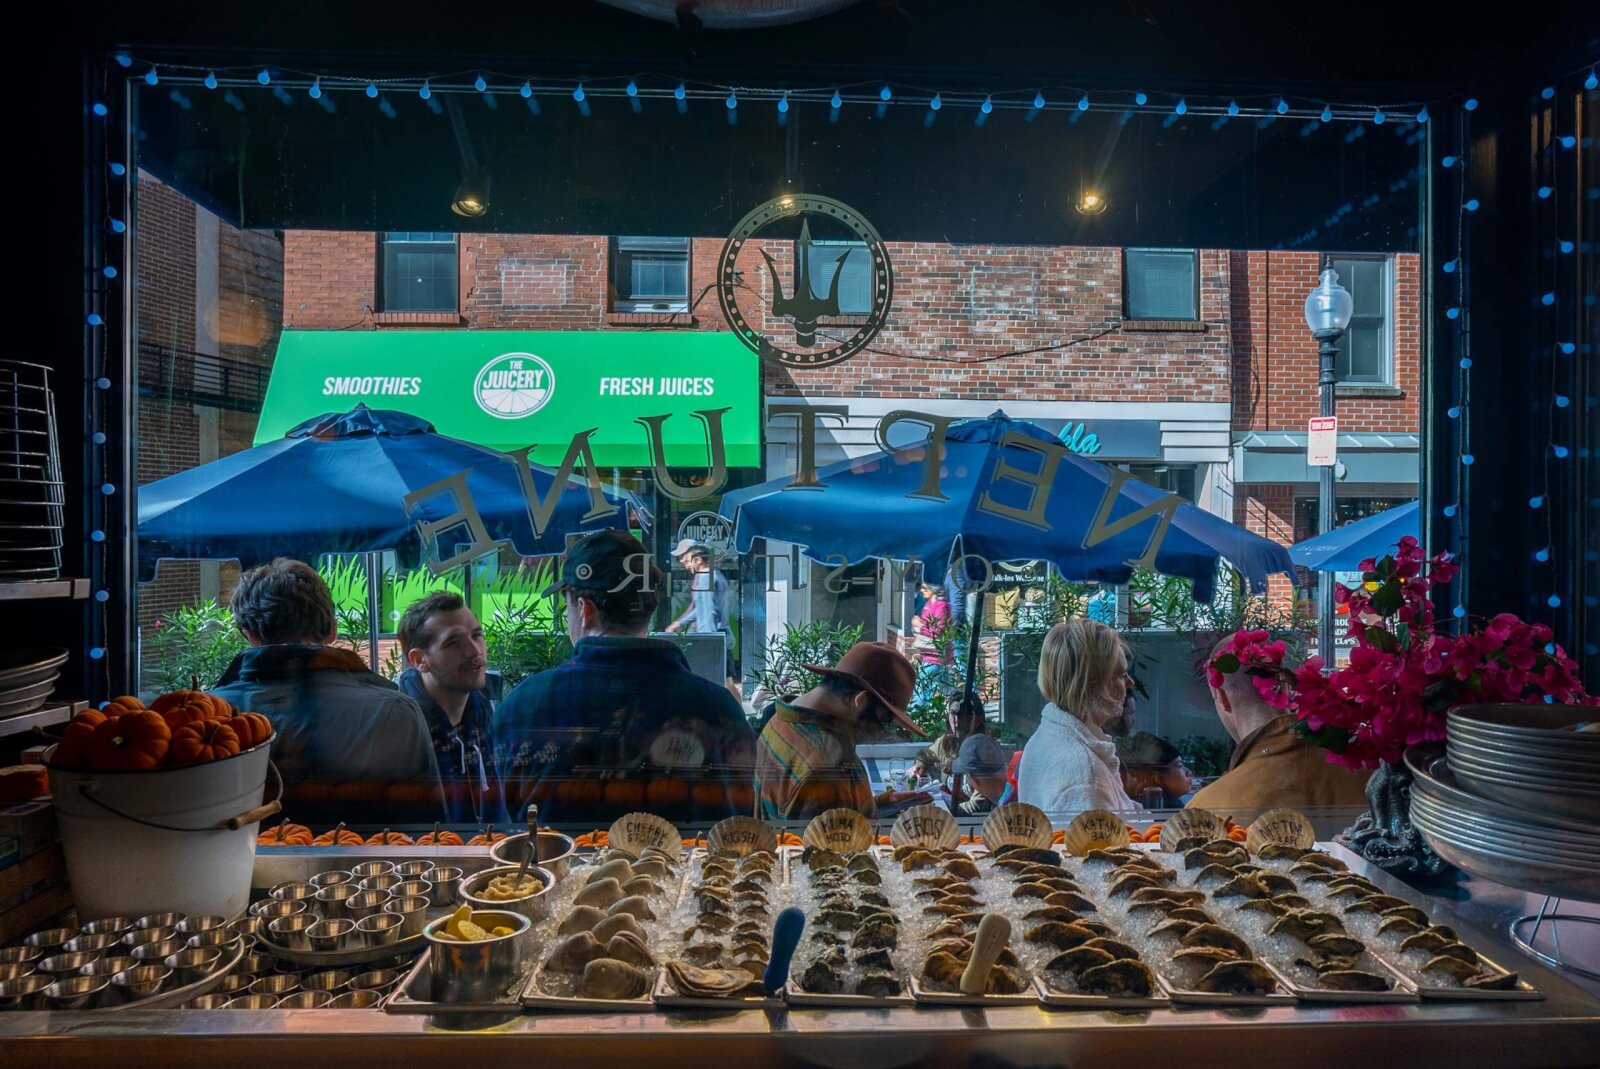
(214, 973, 255, 997)
(428, 867, 464, 904)
(354, 912, 404, 948)
(0, 945, 43, 966)
(345, 890, 391, 920)
(307, 918, 356, 953)
(350, 861, 395, 879)
(394, 878, 433, 904)
(135, 912, 186, 930)
(357, 873, 402, 894)
(241, 951, 275, 974)
(251, 899, 307, 921)
(112, 964, 171, 1001)
(175, 915, 228, 937)
(131, 938, 186, 964)
(0, 974, 51, 1010)
(80, 916, 135, 937)
(80, 955, 136, 980)
(22, 927, 79, 952)
(268, 913, 320, 951)
(124, 924, 179, 947)
(315, 883, 361, 918)
(230, 916, 268, 942)
(38, 952, 100, 978)
(382, 896, 429, 938)
(458, 864, 556, 923)
(394, 860, 433, 879)
(188, 994, 232, 1009)
(490, 830, 576, 881)
(64, 932, 121, 955)
(329, 989, 383, 1009)
(310, 870, 354, 889)
(270, 880, 318, 903)
(349, 968, 402, 992)
(164, 947, 223, 985)
(188, 928, 242, 955)
(277, 990, 332, 1009)
(43, 975, 110, 1011)
(300, 969, 352, 994)
(226, 994, 279, 1009)
(0, 962, 34, 982)
(249, 973, 300, 998)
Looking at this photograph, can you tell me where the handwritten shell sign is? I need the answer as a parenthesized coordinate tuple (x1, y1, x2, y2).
(707, 816, 778, 857)
(890, 804, 960, 851)
(980, 803, 1053, 850)
(1245, 808, 1315, 853)
(608, 812, 683, 860)
(802, 808, 874, 853)
(1061, 809, 1132, 856)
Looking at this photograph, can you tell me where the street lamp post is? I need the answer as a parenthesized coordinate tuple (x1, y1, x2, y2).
(1304, 268, 1355, 666)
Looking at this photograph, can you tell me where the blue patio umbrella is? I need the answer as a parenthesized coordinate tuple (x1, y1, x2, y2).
(1288, 499, 1419, 572)
(138, 405, 631, 663)
(719, 410, 1295, 701)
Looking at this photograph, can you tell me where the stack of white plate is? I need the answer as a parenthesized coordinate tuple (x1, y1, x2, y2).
(1447, 704, 1600, 821)
(1404, 703, 1600, 903)
(0, 647, 66, 720)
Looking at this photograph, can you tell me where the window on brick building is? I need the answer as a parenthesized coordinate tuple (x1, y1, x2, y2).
(1124, 248, 1198, 320)
(1322, 254, 1392, 383)
(806, 240, 873, 315)
(379, 232, 458, 313)
(611, 236, 690, 312)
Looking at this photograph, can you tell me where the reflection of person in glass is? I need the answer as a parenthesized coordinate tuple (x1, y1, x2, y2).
(1017, 619, 1143, 814)
(950, 733, 1010, 816)
(754, 642, 928, 821)
(493, 530, 755, 825)
(908, 691, 985, 794)
(1117, 732, 1199, 808)
(1188, 635, 1369, 812)
(395, 592, 509, 826)
(209, 558, 444, 825)
(664, 540, 740, 702)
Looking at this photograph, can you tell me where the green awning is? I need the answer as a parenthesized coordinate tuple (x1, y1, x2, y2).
(255, 330, 761, 468)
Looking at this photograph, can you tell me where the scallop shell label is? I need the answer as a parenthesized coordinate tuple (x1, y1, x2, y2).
(1158, 807, 1225, 852)
(706, 816, 777, 857)
(890, 804, 960, 851)
(1060, 809, 1131, 856)
(980, 803, 1053, 850)
(648, 729, 707, 770)
(607, 812, 683, 861)
(1245, 809, 1315, 853)
(801, 808, 874, 853)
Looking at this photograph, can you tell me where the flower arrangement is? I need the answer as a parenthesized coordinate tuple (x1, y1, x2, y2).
(1209, 537, 1592, 770)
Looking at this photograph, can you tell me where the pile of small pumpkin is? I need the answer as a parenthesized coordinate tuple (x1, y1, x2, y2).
(257, 822, 506, 847)
(48, 691, 273, 773)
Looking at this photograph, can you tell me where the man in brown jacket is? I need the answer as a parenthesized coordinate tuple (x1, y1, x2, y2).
(1187, 636, 1370, 814)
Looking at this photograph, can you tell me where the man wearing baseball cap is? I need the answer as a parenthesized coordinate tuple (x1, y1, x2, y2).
(754, 641, 931, 821)
(664, 540, 738, 702)
(492, 530, 756, 825)
(950, 732, 1011, 816)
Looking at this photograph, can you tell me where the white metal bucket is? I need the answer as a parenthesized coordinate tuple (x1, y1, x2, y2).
(47, 741, 281, 921)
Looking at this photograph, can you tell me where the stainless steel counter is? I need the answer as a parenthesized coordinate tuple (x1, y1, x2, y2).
(5, 845, 1598, 1069)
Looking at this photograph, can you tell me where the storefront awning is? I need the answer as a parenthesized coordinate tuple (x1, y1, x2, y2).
(1234, 431, 1420, 484)
(254, 331, 761, 468)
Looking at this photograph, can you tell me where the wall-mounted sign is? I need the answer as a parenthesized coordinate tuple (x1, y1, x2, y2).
(1030, 419, 1164, 459)
(1308, 416, 1338, 467)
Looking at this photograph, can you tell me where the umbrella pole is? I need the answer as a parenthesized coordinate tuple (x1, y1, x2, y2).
(962, 591, 984, 707)
(366, 551, 382, 672)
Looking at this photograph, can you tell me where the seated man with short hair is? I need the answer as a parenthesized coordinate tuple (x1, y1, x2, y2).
(493, 530, 757, 826)
(1188, 635, 1370, 812)
(210, 558, 444, 825)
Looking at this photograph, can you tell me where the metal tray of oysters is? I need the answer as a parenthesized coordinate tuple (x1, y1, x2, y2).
(522, 812, 692, 1011)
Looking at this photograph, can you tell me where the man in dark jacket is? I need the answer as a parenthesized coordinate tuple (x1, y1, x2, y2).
(395, 591, 509, 827)
(493, 531, 756, 826)
(210, 558, 444, 825)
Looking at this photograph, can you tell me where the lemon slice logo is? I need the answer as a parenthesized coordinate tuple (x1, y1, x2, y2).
(473, 352, 555, 419)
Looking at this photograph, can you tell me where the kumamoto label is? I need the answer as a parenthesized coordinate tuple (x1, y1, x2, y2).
(804, 808, 873, 852)
(473, 352, 555, 419)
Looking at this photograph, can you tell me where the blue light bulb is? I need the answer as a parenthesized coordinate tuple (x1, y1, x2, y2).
(1530, 496, 1544, 508)
(1541, 86, 1555, 100)
(572, 85, 585, 102)
(1535, 548, 1550, 561)
(1373, 109, 1385, 124)
(1077, 93, 1089, 112)
(1417, 106, 1429, 123)
(831, 90, 842, 109)
(1548, 594, 1562, 608)
(108, 216, 127, 233)
(1276, 97, 1289, 115)
(725, 92, 737, 109)
(880, 85, 892, 102)
(1560, 135, 1576, 149)
(1443, 259, 1456, 273)
(777, 95, 788, 113)
(1558, 341, 1575, 354)
(96, 377, 111, 390)
(1446, 306, 1460, 319)
(1588, 70, 1599, 91)
(676, 84, 687, 101)
(1442, 155, 1456, 168)
(1464, 97, 1478, 111)
(1462, 454, 1475, 466)
(929, 94, 941, 111)
(1554, 445, 1569, 458)
(1465, 198, 1480, 211)
(520, 82, 531, 99)
(1558, 239, 1574, 253)
(144, 69, 158, 86)
(1033, 91, 1046, 109)
(1443, 504, 1458, 517)
(102, 265, 117, 279)
(419, 81, 431, 100)
(475, 75, 487, 92)
(90, 530, 106, 543)
(1134, 91, 1147, 105)
(1447, 406, 1460, 419)
(1460, 357, 1472, 369)
(114, 53, 132, 68)
(95, 590, 110, 603)
(92, 432, 106, 444)
(1453, 605, 1467, 618)
(1227, 101, 1239, 116)
(1175, 99, 1187, 115)
(365, 82, 378, 98)
(257, 69, 270, 85)
(204, 71, 217, 90)
(1320, 105, 1333, 122)
(100, 483, 115, 496)
(92, 102, 107, 116)
(86, 313, 103, 326)
(1538, 186, 1552, 199)
(89, 647, 106, 660)
(1542, 292, 1556, 305)
(1556, 394, 1570, 408)
(626, 80, 638, 98)
(981, 96, 993, 115)
(309, 80, 322, 99)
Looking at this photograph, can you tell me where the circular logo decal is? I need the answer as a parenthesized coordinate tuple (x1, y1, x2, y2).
(473, 352, 555, 419)
(717, 194, 893, 369)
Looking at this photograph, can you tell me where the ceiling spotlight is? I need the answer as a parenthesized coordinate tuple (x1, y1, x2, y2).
(1076, 190, 1107, 215)
(452, 173, 491, 217)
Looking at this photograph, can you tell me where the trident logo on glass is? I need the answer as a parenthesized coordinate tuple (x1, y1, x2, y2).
(762, 219, 849, 349)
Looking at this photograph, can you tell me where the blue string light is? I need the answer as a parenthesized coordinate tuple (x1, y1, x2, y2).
(1530, 496, 1544, 508)
(419, 81, 431, 100)
(1541, 86, 1555, 100)
(777, 94, 788, 113)
(204, 71, 217, 90)
(474, 74, 488, 92)
(1460, 357, 1472, 369)
(1175, 99, 1188, 115)
(1559, 135, 1576, 150)
(1538, 186, 1552, 199)
(1321, 105, 1333, 122)
(1464, 97, 1478, 111)
(95, 590, 110, 603)
(1372, 108, 1386, 124)
(1442, 155, 1456, 168)
(143, 68, 158, 86)
(626, 80, 638, 98)
(109, 218, 125, 234)
(1417, 105, 1429, 123)
(100, 483, 115, 496)
(1541, 292, 1556, 305)
(1227, 101, 1239, 116)
(101, 265, 117, 279)
(1465, 198, 1480, 211)
(1453, 605, 1467, 619)
(929, 94, 941, 111)
(90, 530, 106, 543)
(1547, 595, 1562, 608)
(520, 82, 532, 99)
(309, 79, 322, 99)
(1588, 69, 1599, 91)
(1447, 406, 1461, 419)
(365, 82, 378, 99)
(1553, 445, 1569, 458)
(91, 102, 107, 117)
(114, 53, 131, 68)
(1077, 93, 1090, 112)
(1032, 91, 1046, 109)
(725, 91, 737, 109)
(1134, 91, 1147, 105)
(831, 90, 843, 109)
(95, 377, 111, 390)
(92, 432, 106, 444)
(257, 69, 270, 85)
(89, 647, 106, 661)
(677, 83, 688, 102)
(1276, 97, 1289, 115)
(1558, 341, 1575, 354)
(1462, 454, 1475, 466)
(1443, 258, 1457, 273)
(109, 162, 126, 177)
(980, 96, 993, 115)
(1535, 548, 1551, 561)
(572, 85, 586, 102)
(1555, 394, 1569, 408)
(1443, 504, 1458, 517)
(86, 313, 103, 326)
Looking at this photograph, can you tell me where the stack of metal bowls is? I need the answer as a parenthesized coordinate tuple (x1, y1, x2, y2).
(1406, 703, 1600, 902)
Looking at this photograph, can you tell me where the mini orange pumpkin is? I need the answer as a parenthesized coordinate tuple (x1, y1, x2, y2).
(646, 777, 692, 809)
(417, 829, 465, 846)
(102, 695, 145, 718)
(602, 779, 646, 810)
(257, 822, 314, 846)
(85, 712, 171, 772)
(311, 826, 366, 846)
(691, 779, 729, 810)
(467, 828, 507, 846)
(366, 829, 415, 846)
(151, 690, 229, 731)
(167, 719, 241, 766)
(225, 712, 273, 749)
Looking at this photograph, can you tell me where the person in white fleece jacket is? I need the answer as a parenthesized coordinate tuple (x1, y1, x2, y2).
(1018, 618, 1143, 816)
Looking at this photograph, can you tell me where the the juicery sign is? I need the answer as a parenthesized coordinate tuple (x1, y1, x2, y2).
(473, 353, 555, 419)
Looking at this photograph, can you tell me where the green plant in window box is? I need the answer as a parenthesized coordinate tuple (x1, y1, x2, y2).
(750, 622, 864, 706)
(145, 599, 249, 693)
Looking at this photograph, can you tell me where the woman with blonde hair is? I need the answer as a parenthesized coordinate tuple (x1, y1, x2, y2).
(1017, 618, 1142, 815)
